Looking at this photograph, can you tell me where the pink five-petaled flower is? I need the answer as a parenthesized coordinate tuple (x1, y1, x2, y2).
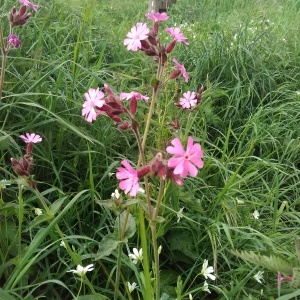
(7, 34, 22, 48)
(166, 27, 189, 45)
(20, 133, 42, 144)
(179, 91, 197, 109)
(116, 160, 140, 196)
(166, 137, 204, 178)
(120, 92, 149, 103)
(124, 23, 150, 51)
(19, 0, 38, 11)
(172, 58, 189, 82)
(82, 88, 105, 123)
(145, 11, 168, 22)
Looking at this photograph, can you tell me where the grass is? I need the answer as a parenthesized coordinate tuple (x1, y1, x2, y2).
(1, 0, 300, 299)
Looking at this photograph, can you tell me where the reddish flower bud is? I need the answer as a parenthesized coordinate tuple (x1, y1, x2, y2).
(167, 119, 180, 130)
(140, 40, 150, 50)
(11, 154, 33, 177)
(130, 97, 137, 115)
(137, 165, 151, 178)
(147, 35, 157, 46)
(169, 69, 181, 80)
(166, 40, 176, 53)
(118, 121, 131, 131)
(9, 6, 31, 27)
(196, 86, 204, 104)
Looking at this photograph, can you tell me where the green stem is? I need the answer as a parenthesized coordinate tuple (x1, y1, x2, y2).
(0, 25, 7, 102)
(138, 206, 153, 299)
(18, 185, 24, 261)
(114, 213, 122, 300)
(150, 224, 160, 300)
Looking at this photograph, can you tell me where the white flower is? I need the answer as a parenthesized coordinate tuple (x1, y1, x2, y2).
(138, 187, 145, 194)
(60, 240, 66, 248)
(177, 207, 184, 223)
(253, 210, 260, 219)
(34, 208, 43, 216)
(127, 282, 138, 293)
(0, 180, 10, 189)
(128, 248, 143, 264)
(202, 281, 211, 293)
(253, 271, 264, 284)
(158, 245, 162, 255)
(201, 259, 216, 280)
(189, 294, 193, 300)
(111, 189, 120, 200)
(67, 264, 94, 276)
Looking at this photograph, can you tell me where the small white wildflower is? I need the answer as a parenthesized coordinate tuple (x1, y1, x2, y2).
(236, 199, 245, 205)
(0, 180, 10, 189)
(253, 271, 264, 284)
(34, 208, 43, 216)
(176, 207, 184, 223)
(158, 245, 162, 255)
(202, 281, 211, 293)
(295, 91, 300, 96)
(127, 282, 138, 293)
(67, 264, 94, 277)
(253, 210, 260, 219)
(111, 189, 120, 200)
(189, 294, 193, 300)
(60, 240, 66, 248)
(138, 187, 145, 194)
(128, 248, 143, 264)
(201, 259, 216, 280)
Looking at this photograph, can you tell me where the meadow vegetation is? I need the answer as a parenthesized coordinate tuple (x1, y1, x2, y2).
(1, 0, 300, 299)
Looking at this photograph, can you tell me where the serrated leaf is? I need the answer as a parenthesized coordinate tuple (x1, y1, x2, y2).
(93, 233, 121, 260)
(114, 211, 136, 239)
(233, 250, 294, 274)
(292, 268, 300, 288)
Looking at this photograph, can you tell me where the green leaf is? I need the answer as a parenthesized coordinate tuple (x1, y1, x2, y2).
(77, 294, 107, 300)
(276, 289, 300, 300)
(50, 197, 67, 215)
(93, 233, 121, 260)
(0, 288, 17, 300)
(114, 211, 136, 239)
(233, 250, 294, 274)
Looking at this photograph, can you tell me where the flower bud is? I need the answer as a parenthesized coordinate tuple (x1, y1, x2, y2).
(137, 165, 151, 178)
(118, 121, 131, 131)
(130, 97, 137, 115)
(169, 70, 181, 80)
(166, 40, 176, 53)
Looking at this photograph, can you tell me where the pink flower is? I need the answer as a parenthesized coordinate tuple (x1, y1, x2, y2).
(82, 88, 105, 123)
(172, 58, 189, 82)
(20, 133, 42, 144)
(166, 27, 189, 45)
(7, 34, 22, 48)
(166, 137, 204, 178)
(120, 92, 149, 103)
(179, 91, 197, 109)
(145, 11, 168, 22)
(116, 160, 140, 196)
(124, 23, 150, 51)
(19, 0, 38, 11)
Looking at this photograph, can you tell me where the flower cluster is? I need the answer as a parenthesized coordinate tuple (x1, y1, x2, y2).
(81, 11, 205, 197)
(82, 85, 148, 127)
(115, 137, 204, 196)
(7, 0, 38, 50)
(123, 10, 189, 83)
(10, 133, 42, 187)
